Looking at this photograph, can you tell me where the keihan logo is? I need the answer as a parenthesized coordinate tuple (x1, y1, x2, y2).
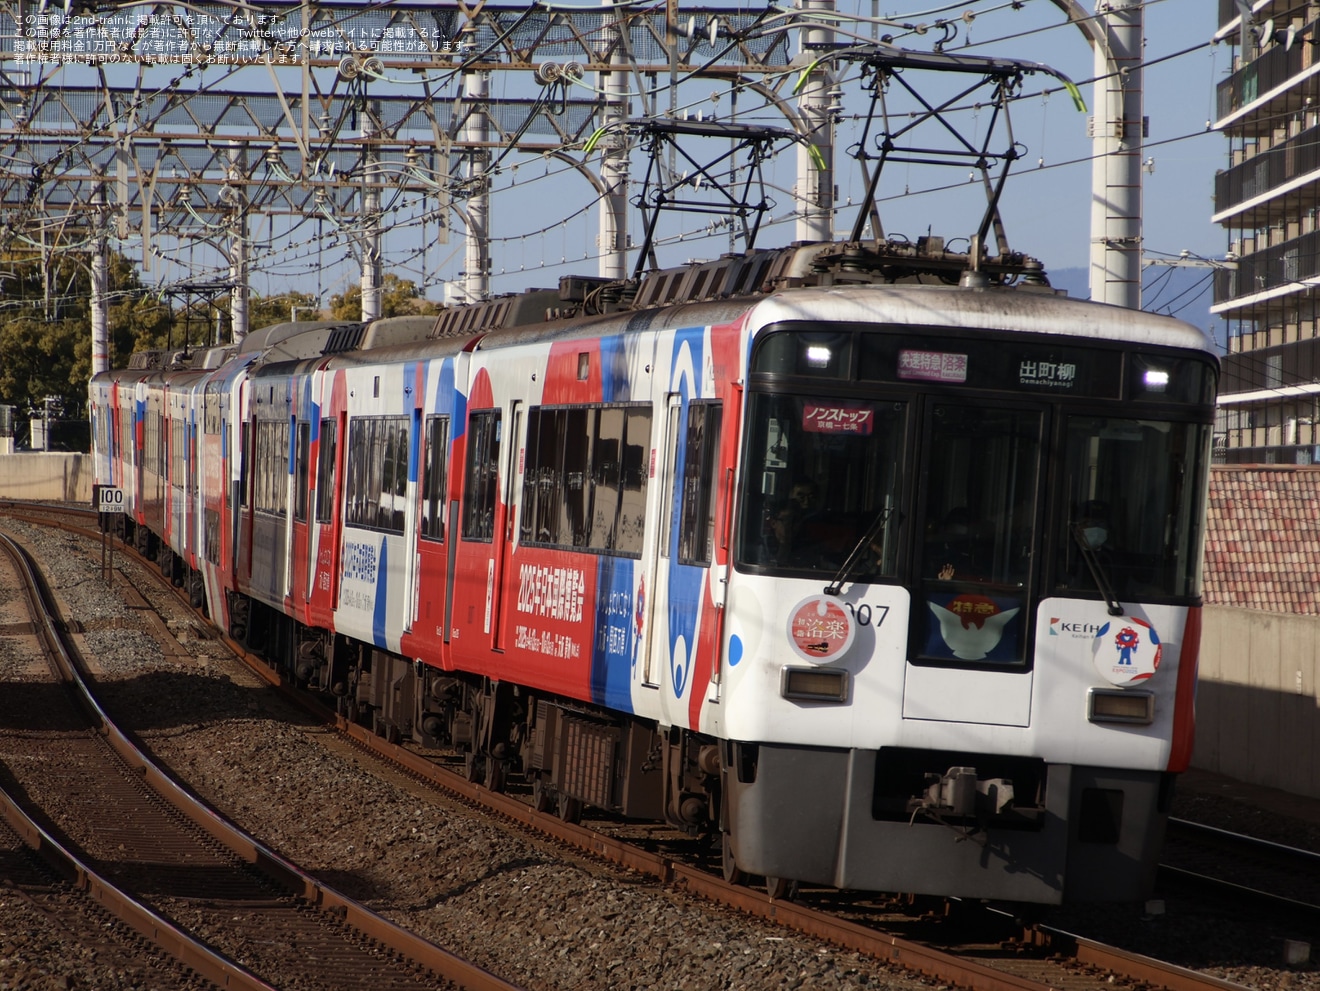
(1049, 618, 1104, 638)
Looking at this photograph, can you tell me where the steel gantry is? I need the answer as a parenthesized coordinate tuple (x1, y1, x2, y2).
(0, 0, 1150, 374)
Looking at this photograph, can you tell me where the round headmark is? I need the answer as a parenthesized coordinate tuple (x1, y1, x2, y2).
(786, 595, 855, 664)
(1091, 617, 1163, 687)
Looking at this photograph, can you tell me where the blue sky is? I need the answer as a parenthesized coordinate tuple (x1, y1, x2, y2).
(457, 0, 1230, 301)
(105, 1, 1229, 324)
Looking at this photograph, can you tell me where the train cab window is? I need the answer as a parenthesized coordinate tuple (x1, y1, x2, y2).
(1054, 416, 1211, 601)
(462, 409, 501, 541)
(912, 405, 1041, 666)
(293, 420, 310, 522)
(420, 415, 450, 541)
(677, 402, 723, 566)
(737, 394, 905, 578)
(315, 418, 336, 524)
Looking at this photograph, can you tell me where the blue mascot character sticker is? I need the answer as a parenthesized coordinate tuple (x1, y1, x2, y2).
(1091, 617, 1162, 687)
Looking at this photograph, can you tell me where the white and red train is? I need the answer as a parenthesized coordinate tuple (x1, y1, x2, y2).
(90, 238, 1218, 904)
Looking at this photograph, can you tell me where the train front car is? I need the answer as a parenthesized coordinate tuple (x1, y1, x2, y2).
(715, 285, 1217, 904)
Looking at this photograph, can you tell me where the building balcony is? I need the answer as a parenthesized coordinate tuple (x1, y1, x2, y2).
(1215, 21, 1319, 132)
(1214, 122, 1320, 226)
(1213, 229, 1320, 310)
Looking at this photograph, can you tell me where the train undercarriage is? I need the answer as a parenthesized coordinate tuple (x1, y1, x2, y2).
(220, 585, 722, 843)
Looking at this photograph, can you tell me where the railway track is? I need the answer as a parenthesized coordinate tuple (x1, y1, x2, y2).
(1161, 817, 1320, 918)
(1, 502, 1285, 991)
(0, 523, 523, 991)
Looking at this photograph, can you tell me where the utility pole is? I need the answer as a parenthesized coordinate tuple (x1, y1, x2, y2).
(461, 65, 491, 303)
(89, 181, 110, 376)
(795, 0, 836, 244)
(360, 105, 383, 322)
(598, 0, 630, 280)
(228, 141, 249, 342)
(1089, 0, 1144, 309)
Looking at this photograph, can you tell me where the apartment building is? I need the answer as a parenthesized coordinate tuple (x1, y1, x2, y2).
(1213, 0, 1320, 463)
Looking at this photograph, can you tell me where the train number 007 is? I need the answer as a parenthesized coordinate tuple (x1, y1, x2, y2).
(843, 602, 888, 628)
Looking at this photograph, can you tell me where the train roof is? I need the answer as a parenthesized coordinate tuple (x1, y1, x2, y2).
(237, 320, 366, 361)
(745, 283, 1217, 357)
(105, 239, 1216, 379)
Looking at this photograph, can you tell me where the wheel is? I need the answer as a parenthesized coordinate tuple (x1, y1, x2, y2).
(765, 876, 798, 900)
(556, 793, 582, 824)
(721, 833, 747, 885)
(464, 752, 484, 783)
(531, 775, 552, 813)
(485, 758, 506, 793)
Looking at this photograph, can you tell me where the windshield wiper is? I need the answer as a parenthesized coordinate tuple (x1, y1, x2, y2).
(825, 507, 897, 596)
(1069, 522, 1124, 616)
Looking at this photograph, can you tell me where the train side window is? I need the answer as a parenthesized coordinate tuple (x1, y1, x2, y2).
(239, 421, 250, 508)
(420, 415, 450, 541)
(204, 508, 220, 565)
(562, 407, 591, 546)
(589, 407, 625, 552)
(617, 406, 651, 555)
(520, 408, 568, 545)
(678, 402, 723, 566)
(344, 416, 408, 534)
(378, 418, 407, 531)
(462, 409, 502, 541)
(293, 420, 310, 522)
(253, 418, 290, 517)
(171, 417, 187, 487)
(518, 404, 650, 556)
(315, 418, 336, 523)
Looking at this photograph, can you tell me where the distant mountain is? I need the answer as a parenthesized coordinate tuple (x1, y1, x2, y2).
(1045, 266, 1222, 350)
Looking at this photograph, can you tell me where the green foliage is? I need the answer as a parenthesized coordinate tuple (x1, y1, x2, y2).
(249, 290, 318, 330)
(0, 247, 156, 416)
(329, 274, 439, 320)
(0, 244, 350, 417)
(0, 315, 82, 412)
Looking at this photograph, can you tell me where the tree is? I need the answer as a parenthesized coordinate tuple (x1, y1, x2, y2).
(249, 290, 318, 330)
(0, 246, 178, 417)
(0, 314, 88, 419)
(329, 274, 439, 320)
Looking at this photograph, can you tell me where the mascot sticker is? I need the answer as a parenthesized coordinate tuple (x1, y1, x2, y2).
(787, 595, 855, 664)
(925, 592, 1021, 662)
(1091, 618, 1162, 686)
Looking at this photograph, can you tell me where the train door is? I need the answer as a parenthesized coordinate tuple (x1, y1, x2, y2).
(456, 407, 502, 646)
(491, 400, 522, 650)
(903, 401, 1045, 727)
(646, 395, 725, 711)
(290, 416, 310, 602)
(404, 405, 423, 633)
(643, 396, 683, 690)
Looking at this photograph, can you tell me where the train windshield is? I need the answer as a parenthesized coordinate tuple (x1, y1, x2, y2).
(1055, 416, 1210, 601)
(736, 393, 905, 576)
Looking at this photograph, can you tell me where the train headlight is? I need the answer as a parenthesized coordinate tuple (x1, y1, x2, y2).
(804, 345, 833, 369)
(781, 666, 849, 703)
(1087, 687, 1154, 725)
(1142, 369, 1169, 392)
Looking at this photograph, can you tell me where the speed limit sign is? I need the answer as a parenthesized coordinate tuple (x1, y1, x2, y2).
(95, 485, 125, 514)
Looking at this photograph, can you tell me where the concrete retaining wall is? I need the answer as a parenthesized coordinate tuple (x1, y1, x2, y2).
(1195, 606, 1320, 799)
(0, 453, 94, 503)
